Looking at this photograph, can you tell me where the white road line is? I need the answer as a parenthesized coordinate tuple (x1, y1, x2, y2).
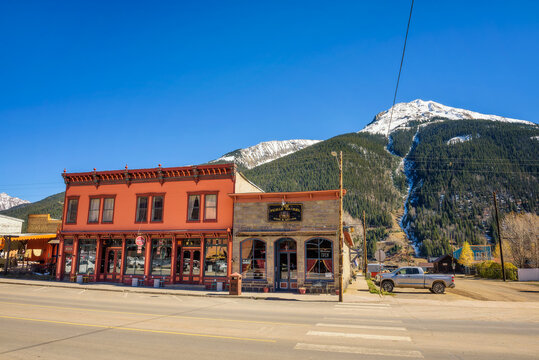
(307, 330, 411, 342)
(323, 317, 403, 324)
(172, 296, 183, 302)
(32, 287, 47, 292)
(294, 343, 423, 358)
(316, 323, 407, 331)
(337, 303, 390, 307)
(335, 304, 390, 308)
(78, 290, 87, 295)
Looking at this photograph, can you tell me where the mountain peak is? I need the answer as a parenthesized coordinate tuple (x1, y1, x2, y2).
(0, 192, 30, 211)
(360, 99, 533, 135)
(209, 139, 321, 169)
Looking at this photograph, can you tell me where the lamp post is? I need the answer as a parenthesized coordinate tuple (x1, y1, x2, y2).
(331, 151, 344, 302)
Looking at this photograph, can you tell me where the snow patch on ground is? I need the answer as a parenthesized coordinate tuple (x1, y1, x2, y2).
(447, 135, 472, 145)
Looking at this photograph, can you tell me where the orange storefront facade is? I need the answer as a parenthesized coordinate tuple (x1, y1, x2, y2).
(56, 164, 258, 288)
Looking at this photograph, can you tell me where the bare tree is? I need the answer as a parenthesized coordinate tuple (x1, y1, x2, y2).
(501, 213, 539, 268)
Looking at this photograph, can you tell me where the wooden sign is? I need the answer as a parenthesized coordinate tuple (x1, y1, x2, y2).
(268, 203, 302, 222)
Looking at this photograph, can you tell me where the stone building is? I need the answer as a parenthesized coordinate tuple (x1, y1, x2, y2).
(230, 190, 351, 293)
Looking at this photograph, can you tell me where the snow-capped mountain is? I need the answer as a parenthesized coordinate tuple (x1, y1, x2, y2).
(361, 99, 534, 135)
(209, 139, 321, 169)
(0, 192, 30, 211)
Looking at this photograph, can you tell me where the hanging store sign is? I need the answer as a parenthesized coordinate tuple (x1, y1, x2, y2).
(135, 236, 145, 254)
(268, 203, 302, 222)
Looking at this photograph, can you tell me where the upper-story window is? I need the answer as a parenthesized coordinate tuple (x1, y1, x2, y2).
(188, 195, 200, 221)
(136, 196, 149, 223)
(204, 194, 217, 221)
(188, 193, 218, 222)
(102, 198, 115, 223)
(151, 196, 164, 222)
(136, 194, 165, 223)
(66, 198, 79, 224)
(88, 198, 101, 223)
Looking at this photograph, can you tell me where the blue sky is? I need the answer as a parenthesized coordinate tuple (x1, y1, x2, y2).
(1, 1, 538, 201)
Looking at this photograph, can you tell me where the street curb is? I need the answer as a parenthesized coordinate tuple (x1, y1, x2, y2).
(0, 278, 339, 303)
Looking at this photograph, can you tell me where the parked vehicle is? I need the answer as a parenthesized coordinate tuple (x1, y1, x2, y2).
(375, 266, 455, 294)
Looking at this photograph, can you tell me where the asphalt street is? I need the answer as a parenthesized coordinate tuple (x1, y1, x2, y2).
(0, 282, 538, 360)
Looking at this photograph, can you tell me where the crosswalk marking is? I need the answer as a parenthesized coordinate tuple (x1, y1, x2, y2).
(323, 317, 403, 324)
(316, 323, 407, 331)
(307, 330, 411, 342)
(294, 343, 423, 358)
(336, 303, 390, 307)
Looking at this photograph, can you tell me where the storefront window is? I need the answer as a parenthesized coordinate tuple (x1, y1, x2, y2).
(241, 239, 266, 279)
(77, 239, 97, 275)
(125, 239, 145, 275)
(306, 238, 333, 280)
(204, 238, 227, 277)
(151, 238, 172, 276)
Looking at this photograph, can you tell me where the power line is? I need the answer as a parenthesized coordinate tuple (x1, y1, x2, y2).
(386, 0, 415, 139)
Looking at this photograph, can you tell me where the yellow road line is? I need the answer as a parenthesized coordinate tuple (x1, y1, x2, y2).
(0, 315, 276, 343)
(0, 300, 307, 327)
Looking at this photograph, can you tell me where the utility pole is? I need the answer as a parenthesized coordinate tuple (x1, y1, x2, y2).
(338, 151, 344, 303)
(331, 150, 344, 302)
(493, 191, 506, 282)
(363, 210, 367, 276)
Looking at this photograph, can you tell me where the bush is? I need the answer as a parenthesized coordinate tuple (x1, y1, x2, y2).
(475, 261, 518, 280)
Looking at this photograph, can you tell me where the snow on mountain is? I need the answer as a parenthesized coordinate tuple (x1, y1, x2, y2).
(447, 135, 472, 145)
(209, 139, 321, 169)
(0, 192, 30, 211)
(361, 99, 533, 135)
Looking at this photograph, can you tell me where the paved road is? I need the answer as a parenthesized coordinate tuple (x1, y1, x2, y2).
(0, 283, 538, 359)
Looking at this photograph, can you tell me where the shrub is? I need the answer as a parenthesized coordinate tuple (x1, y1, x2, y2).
(475, 261, 518, 280)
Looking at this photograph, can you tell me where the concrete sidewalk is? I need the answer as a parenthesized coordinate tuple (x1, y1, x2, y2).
(0, 276, 375, 302)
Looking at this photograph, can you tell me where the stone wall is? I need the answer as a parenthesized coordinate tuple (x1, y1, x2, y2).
(27, 214, 61, 233)
(232, 199, 351, 293)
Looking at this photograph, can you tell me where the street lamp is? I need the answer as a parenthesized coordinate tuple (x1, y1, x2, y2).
(331, 151, 344, 303)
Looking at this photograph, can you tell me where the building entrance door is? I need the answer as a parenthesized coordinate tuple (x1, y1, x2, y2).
(275, 238, 297, 290)
(105, 248, 122, 282)
(178, 249, 201, 283)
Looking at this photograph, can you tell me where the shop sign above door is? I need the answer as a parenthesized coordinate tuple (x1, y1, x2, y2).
(268, 203, 302, 222)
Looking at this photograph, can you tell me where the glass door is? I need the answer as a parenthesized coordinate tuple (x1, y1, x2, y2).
(276, 238, 297, 290)
(179, 249, 201, 283)
(105, 248, 122, 281)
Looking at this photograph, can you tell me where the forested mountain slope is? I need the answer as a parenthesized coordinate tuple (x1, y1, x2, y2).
(244, 132, 405, 228)
(393, 120, 539, 257)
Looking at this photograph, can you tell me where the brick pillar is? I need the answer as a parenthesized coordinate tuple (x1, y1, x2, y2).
(144, 236, 152, 286)
(72, 236, 79, 279)
(95, 236, 102, 281)
(56, 235, 64, 281)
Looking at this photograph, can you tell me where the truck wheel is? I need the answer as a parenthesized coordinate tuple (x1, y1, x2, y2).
(381, 281, 393, 293)
(432, 282, 445, 294)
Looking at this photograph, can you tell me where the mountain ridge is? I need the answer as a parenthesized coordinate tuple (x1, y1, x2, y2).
(361, 99, 534, 135)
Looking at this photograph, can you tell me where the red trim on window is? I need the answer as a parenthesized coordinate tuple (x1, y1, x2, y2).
(203, 193, 218, 223)
(87, 197, 101, 224)
(135, 195, 149, 224)
(65, 196, 80, 224)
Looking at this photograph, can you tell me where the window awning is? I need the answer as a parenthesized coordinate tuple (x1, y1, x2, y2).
(1, 234, 57, 242)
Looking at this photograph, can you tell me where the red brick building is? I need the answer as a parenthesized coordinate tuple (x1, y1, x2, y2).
(55, 164, 260, 287)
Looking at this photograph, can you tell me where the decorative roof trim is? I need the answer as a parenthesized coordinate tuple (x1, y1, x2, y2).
(62, 163, 236, 187)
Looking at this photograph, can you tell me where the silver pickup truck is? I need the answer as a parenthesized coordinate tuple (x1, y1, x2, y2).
(375, 266, 455, 294)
